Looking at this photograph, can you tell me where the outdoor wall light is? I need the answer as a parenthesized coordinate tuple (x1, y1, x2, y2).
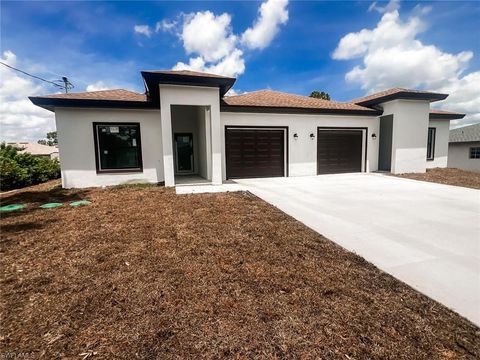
(371, 133, 377, 139)
(310, 133, 315, 139)
(293, 133, 298, 140)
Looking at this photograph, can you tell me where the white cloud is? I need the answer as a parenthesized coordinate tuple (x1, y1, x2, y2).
(241, 0, 289, 50)
(86, 81, 111, 92)
(134, 24, 152, 37)
(155, 19, 177, 33)
(225, 88, 248, 96)
(333, 7, 480, 126)
(0, 50, 56, 142)
(170, 0, 288, 77)
(181, 11, 237, 62)
(368, 0, 400, 14)
(172, 10, 245, 77)
(173, 49, 245, 78)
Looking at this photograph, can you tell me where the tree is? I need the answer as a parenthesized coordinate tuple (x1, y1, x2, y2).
(0, 142, 60, 191)
(309, 91, 331, 101)
(38, 131, 58, 146)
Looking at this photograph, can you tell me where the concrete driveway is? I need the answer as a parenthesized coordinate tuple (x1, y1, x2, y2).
(235, 173, 480, 326)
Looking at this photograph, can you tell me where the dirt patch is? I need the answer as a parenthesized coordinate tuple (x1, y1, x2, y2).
(394, 168, 480, 189)
(1, 182, 479, 359)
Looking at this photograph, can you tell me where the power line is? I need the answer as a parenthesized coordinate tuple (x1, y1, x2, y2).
(0, 61, 74, 93)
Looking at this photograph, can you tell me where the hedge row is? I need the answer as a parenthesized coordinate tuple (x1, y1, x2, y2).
(0, 143, 60, 191)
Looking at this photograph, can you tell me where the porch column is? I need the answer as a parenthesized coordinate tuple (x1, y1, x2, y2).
(160, 96, 175, 187)
(210, 102, 222, 185)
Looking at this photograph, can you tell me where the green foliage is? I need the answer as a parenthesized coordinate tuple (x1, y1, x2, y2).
(309, 91, 331, 101)
(0, 143, 60, 191)
(38, 131, 58, 146)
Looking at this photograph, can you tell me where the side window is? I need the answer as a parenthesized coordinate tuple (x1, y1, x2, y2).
(427, 127, 436, 160)
(93, 123, 143, 172)
(469, 147, 480, 159)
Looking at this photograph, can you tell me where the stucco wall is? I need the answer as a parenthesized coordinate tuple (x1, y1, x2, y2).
(448, 142, 480, 172)
(427, 119, 450, 169)
(55, 107, 163, 188)
(381, 100, 430, 174)
(220, 112, 380, 180)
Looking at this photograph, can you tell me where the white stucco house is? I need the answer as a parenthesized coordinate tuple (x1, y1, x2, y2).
(29, 70, 465, 188)
(448, 123, 480, 173)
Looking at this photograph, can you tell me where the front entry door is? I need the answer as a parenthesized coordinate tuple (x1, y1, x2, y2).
(174, 133, 194, 173)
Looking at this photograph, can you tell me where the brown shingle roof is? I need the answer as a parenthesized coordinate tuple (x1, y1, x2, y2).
(429, 108, 465, 120)
(352, 88, 448, 105)
(36, 89, 147, 102)
(142, 69, 234, 79)
(222, 90, 377, 113)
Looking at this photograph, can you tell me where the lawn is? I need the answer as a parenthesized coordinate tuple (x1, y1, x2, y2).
(1, 181, 479, 359)
(395, 168, 480, 189)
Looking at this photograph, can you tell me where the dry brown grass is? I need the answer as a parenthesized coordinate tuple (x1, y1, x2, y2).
(1, 180, 479, 359)
(395, 168, 480, 189)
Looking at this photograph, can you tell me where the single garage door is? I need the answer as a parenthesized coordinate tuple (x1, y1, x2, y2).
(226, 127, 286, 179)
(317, 129, 363, 174)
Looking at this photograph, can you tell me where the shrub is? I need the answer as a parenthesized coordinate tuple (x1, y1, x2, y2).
(0, 143, 60, 191)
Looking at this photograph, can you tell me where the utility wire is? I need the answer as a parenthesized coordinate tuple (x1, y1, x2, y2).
(0, 61, 74, 93)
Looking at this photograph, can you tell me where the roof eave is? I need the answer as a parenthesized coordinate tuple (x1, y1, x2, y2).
(29, 96, 157, 112)
(220, 105, 381, 116)
(141, 71, 236, 100)
(429, 112, 466, 120)
(356, 91, 449, 107)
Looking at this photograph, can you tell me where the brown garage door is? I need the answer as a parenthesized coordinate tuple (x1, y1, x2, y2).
(317, 129, 363, 174)
(226, 128, 285, 179)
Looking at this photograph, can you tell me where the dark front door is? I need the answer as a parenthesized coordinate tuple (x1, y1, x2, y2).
(226, 128, 285, 179)
(317, 129, 363, 174)
(174, 133, 193, 173)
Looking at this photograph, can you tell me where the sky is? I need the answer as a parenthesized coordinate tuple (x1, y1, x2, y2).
(1, 0, 479, 141)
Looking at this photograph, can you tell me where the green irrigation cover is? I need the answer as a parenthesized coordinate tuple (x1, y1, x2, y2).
(70, 200, 91, 207)
(40, 202, 63, 209)
(0, 204, 26, 212)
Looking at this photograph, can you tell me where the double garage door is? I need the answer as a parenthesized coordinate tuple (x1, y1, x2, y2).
(225, 127, 363, 179)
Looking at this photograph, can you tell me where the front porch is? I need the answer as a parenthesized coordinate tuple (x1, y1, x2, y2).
(159, 85, 223, 187)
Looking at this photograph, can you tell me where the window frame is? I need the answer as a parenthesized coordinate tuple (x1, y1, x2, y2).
(427, 127, 436, 161)
(469, 147, 480, 159)
(93, 122, 143, 174)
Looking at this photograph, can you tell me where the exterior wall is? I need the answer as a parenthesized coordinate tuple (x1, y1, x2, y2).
(448, 142, 480, 172)
(220, 112, 380, 180)
(55, 107, 163, 188)
(381, 100, 430, 174)
(427, 119, 450, 169)
(160, 85, 220, 186)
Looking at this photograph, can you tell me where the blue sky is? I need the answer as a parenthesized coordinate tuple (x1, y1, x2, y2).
(1, 0, 479, 140)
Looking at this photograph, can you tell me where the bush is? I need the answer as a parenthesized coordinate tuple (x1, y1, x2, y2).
(0, 143, 60, 191)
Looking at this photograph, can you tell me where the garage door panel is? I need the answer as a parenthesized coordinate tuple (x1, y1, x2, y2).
(226, 128, 286, 179)
(317, 129, 363, 175)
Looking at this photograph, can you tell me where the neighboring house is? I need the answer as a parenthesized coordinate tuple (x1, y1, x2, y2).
(448, 123, 480, 173)
(7, 141, 59, 160)
(29, 70, 465, 188)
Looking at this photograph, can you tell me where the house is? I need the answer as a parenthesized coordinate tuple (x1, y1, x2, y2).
(448, 123, 480, 172)
(7, 141, 59, 160)
(29, 70, 465, 188)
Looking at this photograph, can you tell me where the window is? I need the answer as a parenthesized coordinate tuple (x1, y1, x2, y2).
(93, 123, 142, 172)
(427, 127, 436, 160)
(470, 147, 480, 159)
